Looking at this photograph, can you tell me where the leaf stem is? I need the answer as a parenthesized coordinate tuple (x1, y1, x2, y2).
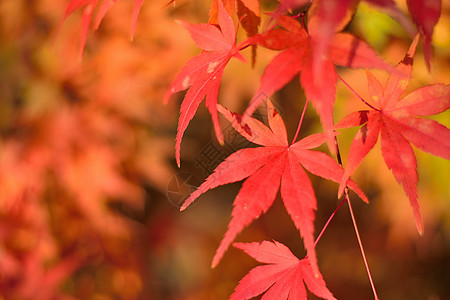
(336, 73, 379, 111)
(290, 98, 309, 145)
(313, 197, 347, 248)
(345, 188, 380, 300)
(238, 42, 253, 51)
(334, 135, 379, 300)
(299, 12, 307, 32)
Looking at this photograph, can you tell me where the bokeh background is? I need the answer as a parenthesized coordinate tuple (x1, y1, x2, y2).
(0, 0, 449, 299)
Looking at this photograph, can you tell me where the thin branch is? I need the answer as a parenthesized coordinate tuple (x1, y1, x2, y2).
(345, 188, 380, 300)
(336, 73, 379, 111)
(334, 134, 379, 300)
(290, 98, 309, 145)
(313, 197, 347, 248)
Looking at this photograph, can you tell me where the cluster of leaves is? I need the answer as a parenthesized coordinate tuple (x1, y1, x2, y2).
(0, 1, 183, 298)
(61, 0, 144, 58)
(164, 0, 450, 298)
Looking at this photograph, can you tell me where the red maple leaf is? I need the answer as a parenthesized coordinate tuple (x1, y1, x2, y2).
(407, 0, 441, 70)
(180, 99, 368, 274)
(235, 0, 261, 36)
(209, 0, 260, 36)
(243, 7, 393, 152)
(62, 0, 144, 58)
(271, 0, 311, 20)
(232, 240, 336, 300)
(208, 0, 235, 24)
(208, 0, 261, 65)
(335, 35, 450, 234)
(365, 0, 443, 69)
(164, 0, 245, 166)
(236, 0, 261, 66)
(209, 0, 260, 65)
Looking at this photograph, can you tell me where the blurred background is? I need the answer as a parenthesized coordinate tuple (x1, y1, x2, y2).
(0, 0, 449, 299)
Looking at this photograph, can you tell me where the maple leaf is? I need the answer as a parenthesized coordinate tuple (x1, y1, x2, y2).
(362, 0, 416, 39)
(335, 35, 450, 234)
(180, 99, 368, 274)
(209, 0, 261, 66)
(357, 0, 441, 69)
(236, 0, 261, 35)
(208, 0, 261, 36)
(62, 0, 144, 58)
(164, 0, 245, 166)
(209, 0, 260, 39)
(307, 0, 358, 78)
(243, 9, 393, 152)
(272, 0, 311, 19)
(208, 0, 235, 24)
(406, 0, 441, 70)
(236, 0, 261, 66)
(232, 241, 336, 300)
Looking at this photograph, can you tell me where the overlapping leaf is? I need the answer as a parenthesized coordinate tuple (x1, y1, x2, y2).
(208, 0, 235, 24)
(243, 10, 393, 152)
(164, 0, 245, 166)
(236, 0, 261, 37)
(209, 0, 261, 43)
(363, 0, 443, 69)
(236, 0, 261, 65)
(271, 0, 311, 20)
(181, 99, 368, 274)
(335, 35, 450, 234)
(407, 0, 441, 70)
(232, 241, 336, 300)
(62, 0, 144, 58)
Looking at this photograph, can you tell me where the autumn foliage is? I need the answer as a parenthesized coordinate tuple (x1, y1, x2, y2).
(0, 0, 449, 299)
